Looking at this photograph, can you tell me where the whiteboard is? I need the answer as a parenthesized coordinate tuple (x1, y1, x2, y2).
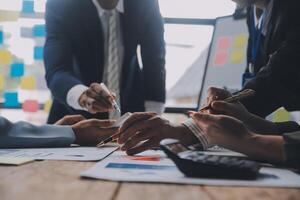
(198, 16, 249, 107)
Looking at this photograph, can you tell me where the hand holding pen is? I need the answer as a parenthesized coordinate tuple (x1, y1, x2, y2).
(78, 82, 121, 114)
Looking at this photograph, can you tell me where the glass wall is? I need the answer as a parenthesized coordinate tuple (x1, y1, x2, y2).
(0, 0, 236, 124)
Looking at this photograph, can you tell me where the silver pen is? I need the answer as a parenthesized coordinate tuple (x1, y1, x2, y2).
(100, 83, 121, 113)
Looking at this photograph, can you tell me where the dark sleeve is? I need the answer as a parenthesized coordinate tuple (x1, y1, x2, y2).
(241, 1, 300, 117)
(283, 131, 300, 167)
(274, 121, 300, 134)
(0, 117, 75, 148)
(140, 0, 166, 103)
(44, 0, 82, 105)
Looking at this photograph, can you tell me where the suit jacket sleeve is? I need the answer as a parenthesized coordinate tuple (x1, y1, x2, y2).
(140, 0, 166, 103)
(0, 117, 75, 148)
(241, 1, 300, 117)
(44, 0, 82, 105)
(283, 131, 300, 168)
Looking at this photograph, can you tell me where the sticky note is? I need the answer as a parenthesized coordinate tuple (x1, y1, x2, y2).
(10, 63, 24, 77)
(44, 99, 52, 113)
(21, 76, 36, 90)
(233, 35, 248, 48)
(0, 74, 4, 90)
(217, 36, 231, 50)
(213, 51, 228, 66)
(273, 108, 290, 123)
(22, 0, 34, 14)
(34, 46, 43, 60)
(0, 31, 3, 44)
(4, 92, 20, 108)
(0, 156, 34, 166)
(23, 100, 39, 112)
(0, 50, 12, 65)
(33, 25, 46, 37)
(230, 50, 245, 64)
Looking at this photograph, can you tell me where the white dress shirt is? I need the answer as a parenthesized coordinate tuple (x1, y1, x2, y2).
(67, 0, 165, 115)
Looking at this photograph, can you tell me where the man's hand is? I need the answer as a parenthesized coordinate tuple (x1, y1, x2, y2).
(190, 112, 285, 163)
(190, 112, 253, 147)
(118, 112, 197, 155)
(72, 119, 118, 146)
(204, 87, 252, 122)
(55, 115, 118, 146)
(78, 83, 116, 114)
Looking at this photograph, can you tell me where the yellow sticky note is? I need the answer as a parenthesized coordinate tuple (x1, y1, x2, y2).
(0, 50, 13, 65)
(0, 156, 34, 166)
(44, 99, 52, 113)
(21, 76, 36, 90)
(233, 35, 248, 48)
(230, 50, 245, 64)
(0, 74, 4, 90)
(273, 108, 290, 122)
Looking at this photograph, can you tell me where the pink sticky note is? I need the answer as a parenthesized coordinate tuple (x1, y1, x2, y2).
(22, 100, 39, 112)
(217, 37, 231, 50)
(214, 51, 228, 66)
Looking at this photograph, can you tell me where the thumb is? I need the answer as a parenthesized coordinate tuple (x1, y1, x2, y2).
(211, 101, 235, 113)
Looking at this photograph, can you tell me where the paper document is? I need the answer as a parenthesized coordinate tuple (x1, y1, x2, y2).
(0, 156, 34, 165)
(0, 147, 117, 161)
(81, 150, 300, 188)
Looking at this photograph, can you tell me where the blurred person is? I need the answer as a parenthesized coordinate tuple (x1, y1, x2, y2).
(44, 0, 166, 124)
(0, 115, 118, 148)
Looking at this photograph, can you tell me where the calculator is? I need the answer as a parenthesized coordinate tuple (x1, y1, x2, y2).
(160, 139, 261, 180)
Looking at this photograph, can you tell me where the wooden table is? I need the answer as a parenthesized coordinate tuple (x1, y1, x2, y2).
(1, 161, 300, 200)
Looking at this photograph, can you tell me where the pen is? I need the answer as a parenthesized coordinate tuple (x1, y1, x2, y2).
(100, 83, 121, 113)
(198, 89, 255, 112)
(96, 132, 119, 148)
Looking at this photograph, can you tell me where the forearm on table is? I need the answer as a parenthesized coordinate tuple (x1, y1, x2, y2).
(245, 113, 280, 134)
(222, 133, 285, 163)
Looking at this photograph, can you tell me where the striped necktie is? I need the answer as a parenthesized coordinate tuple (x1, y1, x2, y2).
(107, 10, 121, 119)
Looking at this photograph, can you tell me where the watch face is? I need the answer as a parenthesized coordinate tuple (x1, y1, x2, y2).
(166, 143, 188, 154)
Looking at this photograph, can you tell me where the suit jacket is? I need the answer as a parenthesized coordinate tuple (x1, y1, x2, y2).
(241, 0, 300, 118)
(0, 117, 74, 148)
(44, 0, 166, 123)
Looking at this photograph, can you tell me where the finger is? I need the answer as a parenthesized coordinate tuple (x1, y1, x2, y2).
(125, 139, 159, 155)
(81, 119, 116, 128)
(55, 115, 84, 125)
(118, 115, 159, 144)
(191, 113, 219, 127)
(91, 101, 113, 112)
(211, 101, 235, 113)
(90, 83, 113, 105)
(121, 129, 156, 151)
(94, 127, 119, 140)
(119, 112, 157, 133)
(86, 89, 111, 108)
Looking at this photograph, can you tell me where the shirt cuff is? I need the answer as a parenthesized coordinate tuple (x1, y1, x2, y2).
(66, 84, 89, 110)
(182, 118, 210, 150)
(145, 101, 165, 115)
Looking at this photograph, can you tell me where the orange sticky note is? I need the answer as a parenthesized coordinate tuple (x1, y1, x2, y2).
(21, 76, 36, 90)
(214, 51, 228, 66)
(0, 74, 4, 90)
(44, 99, 52, 113)
(22, 100, 39, 112)
(217, 36, 231, 50)
(0, 50, 13, 65)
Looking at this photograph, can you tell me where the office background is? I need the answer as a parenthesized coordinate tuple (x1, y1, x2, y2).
(0, 0, 295, 124)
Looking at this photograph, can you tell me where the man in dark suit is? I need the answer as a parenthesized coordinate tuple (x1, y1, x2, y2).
(238, 0, 300, 117)
(44, 0, 166, 123)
